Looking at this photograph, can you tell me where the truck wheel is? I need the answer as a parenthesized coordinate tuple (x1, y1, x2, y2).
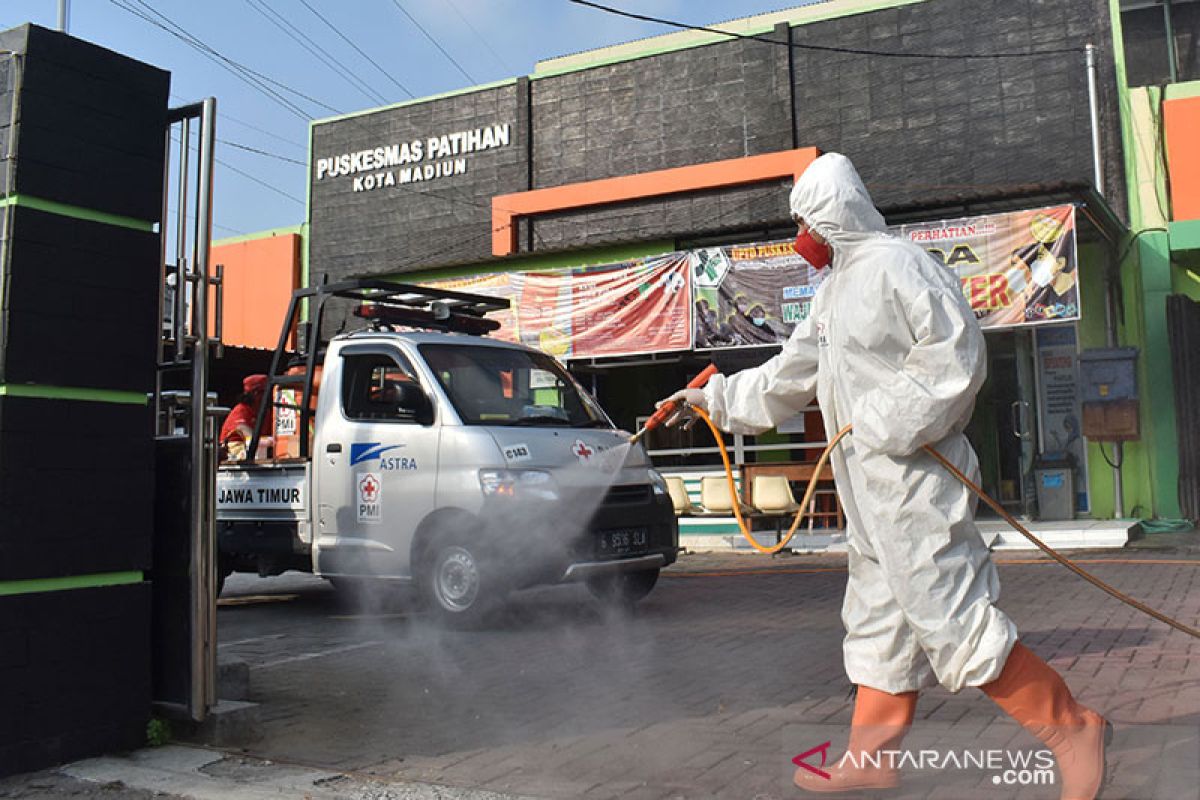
(586, 568, 659, 606)
(421, 535, 503, 628)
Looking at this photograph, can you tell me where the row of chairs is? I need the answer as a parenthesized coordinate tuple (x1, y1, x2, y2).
(666, 474, 819, 519)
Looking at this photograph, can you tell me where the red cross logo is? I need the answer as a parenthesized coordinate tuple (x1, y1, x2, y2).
(572, 440, 593, 460)
(359, 474, 380, 503)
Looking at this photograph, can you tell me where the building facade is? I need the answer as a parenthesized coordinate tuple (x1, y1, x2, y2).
(288, 0, 1200, 524)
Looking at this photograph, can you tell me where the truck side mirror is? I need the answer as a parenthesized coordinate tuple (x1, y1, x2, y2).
(394, 381, 434, 425)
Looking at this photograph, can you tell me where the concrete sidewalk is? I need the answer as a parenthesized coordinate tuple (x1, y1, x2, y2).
(0, 745, 531, 799)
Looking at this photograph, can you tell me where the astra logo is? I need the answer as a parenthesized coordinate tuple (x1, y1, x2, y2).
(350, 442, 404, 466)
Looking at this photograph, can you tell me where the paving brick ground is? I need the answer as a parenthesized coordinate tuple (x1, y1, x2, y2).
(201, 536, 1200, 799)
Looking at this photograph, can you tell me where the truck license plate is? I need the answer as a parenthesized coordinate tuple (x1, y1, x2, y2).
(597, 527, 649, 556)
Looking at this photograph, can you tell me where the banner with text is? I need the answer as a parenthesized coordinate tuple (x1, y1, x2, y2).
(895, 204, 1079, 328)
(510, 253, 692, 359)
(423, 205, 1078, 356)
(897, 206, 1084, 331)
(691, 241, 827, 350)
(421, 252, 692, 359)
(693, 205, 1080, 350)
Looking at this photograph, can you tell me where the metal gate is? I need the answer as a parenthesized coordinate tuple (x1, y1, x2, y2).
(1167, 294, 1200, 520)
(151, 98, 224, 722)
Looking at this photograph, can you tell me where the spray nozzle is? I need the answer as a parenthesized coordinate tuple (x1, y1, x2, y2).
(628, 364, 720, 445)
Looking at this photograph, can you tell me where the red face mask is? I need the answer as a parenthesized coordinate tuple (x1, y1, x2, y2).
(794, 229, 832, 269)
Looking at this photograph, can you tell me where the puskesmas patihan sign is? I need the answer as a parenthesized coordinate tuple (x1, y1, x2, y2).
(314, 123, 512, 193)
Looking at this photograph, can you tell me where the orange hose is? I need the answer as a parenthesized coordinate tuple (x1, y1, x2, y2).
(691, 407, 1200, 639)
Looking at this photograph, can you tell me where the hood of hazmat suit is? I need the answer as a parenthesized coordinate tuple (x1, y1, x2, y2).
(703, 152, 1017, 694)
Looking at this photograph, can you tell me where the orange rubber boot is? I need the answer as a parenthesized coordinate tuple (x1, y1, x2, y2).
(981, 642, 1111, 800)
(794, 686, 918, 794)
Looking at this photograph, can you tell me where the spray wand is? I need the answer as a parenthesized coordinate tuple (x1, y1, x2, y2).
(629, 364, 1200, 640)
(628, 364, 720, 445)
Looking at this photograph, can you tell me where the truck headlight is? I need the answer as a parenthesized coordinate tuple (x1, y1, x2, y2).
(478, 469, 560, 501)
(648, 468, 669, 496)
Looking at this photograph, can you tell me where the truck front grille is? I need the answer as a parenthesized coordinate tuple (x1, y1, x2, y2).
(603, 484, 652, 505)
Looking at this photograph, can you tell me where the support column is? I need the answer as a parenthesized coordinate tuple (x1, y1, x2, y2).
(1137, 231, 1183, 518)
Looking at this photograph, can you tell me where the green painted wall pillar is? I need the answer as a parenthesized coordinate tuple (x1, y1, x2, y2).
(1137, 232, 1184, 518)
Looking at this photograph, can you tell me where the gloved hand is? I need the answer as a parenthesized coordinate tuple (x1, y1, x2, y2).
(656, 387, 707, 427)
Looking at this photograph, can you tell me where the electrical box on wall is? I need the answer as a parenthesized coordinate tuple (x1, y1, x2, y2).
(1079, 348, 1140, 441)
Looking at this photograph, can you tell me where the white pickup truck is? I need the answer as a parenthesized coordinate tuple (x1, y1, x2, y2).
(215, 281, 678, 625)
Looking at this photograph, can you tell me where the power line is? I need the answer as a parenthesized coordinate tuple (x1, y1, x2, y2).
(443, 0, 514, 75)
(219, 112, 307, 151)
(129, 0, 343, 114)
(114, 0, 311, 119)
(222, 139, 307, 166)
(108, 0, 319, 120)
(244, 0, 390, 107)
(567, 0, 1085, 60)
(168, 205, 247, 236)
(171, 133, 305, 206)
(296, 0, 414, 99)
(171, 92, 308, 152)
(388, 0, 477, 84)
(218, 155, 305, 205)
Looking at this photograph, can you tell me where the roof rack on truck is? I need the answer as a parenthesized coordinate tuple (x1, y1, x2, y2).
(249, 278, 511, 461)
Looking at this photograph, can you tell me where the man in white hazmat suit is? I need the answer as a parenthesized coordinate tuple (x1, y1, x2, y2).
(661, 153, 1109, 799)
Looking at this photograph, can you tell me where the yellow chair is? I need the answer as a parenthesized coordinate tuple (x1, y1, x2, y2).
(665, 476, 695, 516)
(750, 475, 801, 515)
(696, 475, 753, 516)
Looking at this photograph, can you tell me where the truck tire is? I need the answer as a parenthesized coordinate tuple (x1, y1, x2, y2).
(421, 533, 504, 628)
(586, 568, 659, 606)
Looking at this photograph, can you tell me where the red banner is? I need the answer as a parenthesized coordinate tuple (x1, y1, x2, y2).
(511, 253, 691, 358)
(421, 252, 692, 359)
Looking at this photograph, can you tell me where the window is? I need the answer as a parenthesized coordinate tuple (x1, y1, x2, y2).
(341, 351, 426, 423)
(1121, 0, 1200, 86)
(419, 343, 609, 427)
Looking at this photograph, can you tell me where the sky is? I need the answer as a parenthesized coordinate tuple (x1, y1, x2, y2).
(2, 1, 806, 239)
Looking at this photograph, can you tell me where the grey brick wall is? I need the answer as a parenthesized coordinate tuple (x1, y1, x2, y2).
(309, 83, 525, 282)
(790, 0, 1124, 216)
(526, 25, 793, 252)
(308, 0, 1124, 282)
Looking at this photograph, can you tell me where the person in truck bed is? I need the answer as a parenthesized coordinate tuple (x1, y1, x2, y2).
(220, 374, 272, 461)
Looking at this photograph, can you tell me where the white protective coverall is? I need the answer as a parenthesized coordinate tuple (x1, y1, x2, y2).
(702, 153, 1018, 693)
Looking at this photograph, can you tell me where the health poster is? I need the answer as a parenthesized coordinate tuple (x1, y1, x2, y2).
(894, 204, 1079, 329)
(691, 240, 827, 350)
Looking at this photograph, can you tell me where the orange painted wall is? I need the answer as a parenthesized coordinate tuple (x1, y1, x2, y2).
(1164, 96, 1200, 221)
(211, 233, 300, 350)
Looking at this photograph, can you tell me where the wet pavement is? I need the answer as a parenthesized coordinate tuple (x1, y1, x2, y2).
(3, 535, 1200, 798)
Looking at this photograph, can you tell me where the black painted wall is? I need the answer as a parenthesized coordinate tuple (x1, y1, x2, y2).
(0, 24, 164, 777)
(0, 397, 153, 582)
(0, 585, 151, 774)
(309, 0, 1123, 283)
(0, 207, 160, 392)
(0, 24, 169, 222)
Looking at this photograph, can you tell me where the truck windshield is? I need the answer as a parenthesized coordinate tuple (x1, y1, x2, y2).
(419, 343, 610, 428)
